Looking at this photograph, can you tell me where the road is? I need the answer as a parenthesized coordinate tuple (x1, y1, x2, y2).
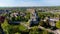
(21, 23, 60, 34)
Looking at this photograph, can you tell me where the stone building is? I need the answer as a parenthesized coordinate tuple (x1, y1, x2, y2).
(29, 9, 39, 26)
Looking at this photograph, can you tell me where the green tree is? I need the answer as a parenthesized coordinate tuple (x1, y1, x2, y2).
(15, 16, 21, 21)
(11, 17, 15, 21)
(1, 19, 10, 34)
(29, 26, 39, 34)
(56, 20, 60, 29)
(15, 32, 21, 34)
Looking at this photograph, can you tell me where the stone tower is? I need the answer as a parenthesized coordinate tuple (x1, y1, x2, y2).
(28, 9, 39, 26)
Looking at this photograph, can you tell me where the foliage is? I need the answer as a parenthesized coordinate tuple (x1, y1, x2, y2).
(19, 25, 27, 31)
(15, 16, 21, 21)
(1, 11, 59, 34)
(15, 32, 21, 34)
(42, 30, 49, 34)
(29, 26, 39, 34)
(1, 19, 11, 34)
(11, 12, 30, 22)
(56, 20, 60, 29)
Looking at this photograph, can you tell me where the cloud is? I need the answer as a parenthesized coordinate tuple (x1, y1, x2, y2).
(0, 0, 60, 7)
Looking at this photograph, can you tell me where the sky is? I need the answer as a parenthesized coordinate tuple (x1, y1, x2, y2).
(0, 0, 60, 7)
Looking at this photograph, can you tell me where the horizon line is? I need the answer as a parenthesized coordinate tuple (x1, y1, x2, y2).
(0, 5, 60, 7)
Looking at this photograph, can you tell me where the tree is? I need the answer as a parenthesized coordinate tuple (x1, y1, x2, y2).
(11, 17, 15, 21)
(1, 19, 21, 34)
(42, 30, 49, 34)
(56, 20, 60, 29)
(19, 25, 27, 31)
(29, 26, 40, 34)
(15, 16, 21, 21)
(1, 19, 10, 34)
(15, 32, 21, 34)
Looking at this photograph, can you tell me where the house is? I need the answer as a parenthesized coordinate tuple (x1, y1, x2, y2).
(8, 12, 26, 24)
(0, 10, 5, 14)
(10, 12, 18, 17)
(49, 18, 59, 27)
(43, 17, 59, 29)
(20, 12, 26, 17)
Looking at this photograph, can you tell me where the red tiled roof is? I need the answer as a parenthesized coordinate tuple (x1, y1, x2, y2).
(0, 16, 5, 23)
